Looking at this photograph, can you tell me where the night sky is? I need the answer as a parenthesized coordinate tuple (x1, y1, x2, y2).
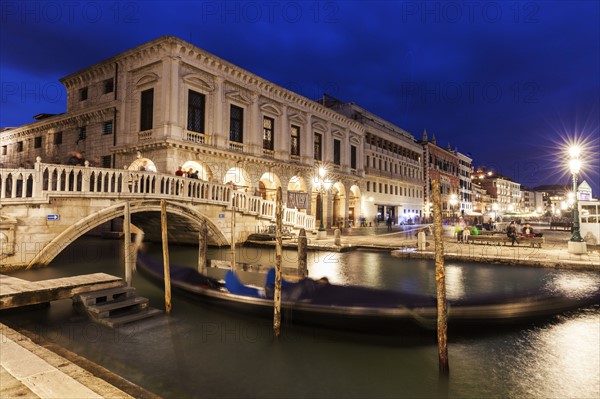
(2, 1, 599, 195)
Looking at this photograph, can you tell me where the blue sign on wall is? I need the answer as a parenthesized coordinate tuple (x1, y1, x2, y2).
(47, 214, 60, 221)
(219, 214, 225, 218)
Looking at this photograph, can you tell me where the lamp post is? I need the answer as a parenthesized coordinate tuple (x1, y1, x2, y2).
(313, 165, 332, 239)
(567, 146, 586, 254)
(449, 194, 458, 224)
(568, 146, 587, 254)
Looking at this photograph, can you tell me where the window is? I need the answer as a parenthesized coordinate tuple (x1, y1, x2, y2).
(263, 116, 274, 151)
(333, 139, 341, 165)
(350, 145, 357, 169)
(187, 90, 206, 133)
(17, 141, 23, 152)
(367, 182, 370, 191)
(229, 105, 244, 143)
(314, 133, 322, 161)
(140, 88, 154, 131)
(1, 145, 6, 155)
(103, 79, 114, 94)
(54, 132, 62, 145)
(102, 121, 113, 135)
(79, 87, 88, 101)
(78, 126, 87, 141)
(101, 155, 112, 168)
(290, 125, 300, 156)
(34, 136, 42, 148)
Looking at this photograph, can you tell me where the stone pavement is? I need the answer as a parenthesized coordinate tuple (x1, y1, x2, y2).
(0, 323, 158, 399)
(306, 226, 600, 270)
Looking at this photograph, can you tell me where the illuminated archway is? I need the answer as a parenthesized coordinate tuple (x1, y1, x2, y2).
(128, 157, 158, 172)
(348, 185, 362, 226)
(258, 172, 282, 201)
(224, 167, 251, 190)
(182, 160, 213, 181)
(331, 182, 346, 228)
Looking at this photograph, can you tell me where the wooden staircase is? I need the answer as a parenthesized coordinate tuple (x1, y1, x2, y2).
(74, 286, 162, 328)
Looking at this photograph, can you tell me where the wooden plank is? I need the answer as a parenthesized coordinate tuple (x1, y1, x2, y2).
(0, 273, 123, 310)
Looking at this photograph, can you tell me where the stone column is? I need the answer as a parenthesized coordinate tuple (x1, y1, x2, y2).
(249, 94, 260, 156)
(213, 77, 225, 148)
(278, 105, 289, 161)
(161, 55, 181, 139)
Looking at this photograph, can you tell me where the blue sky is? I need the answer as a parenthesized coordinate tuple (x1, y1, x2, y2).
(1, 0, 598, 194)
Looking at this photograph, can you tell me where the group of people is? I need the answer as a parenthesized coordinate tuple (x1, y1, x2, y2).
(505, 221, 543, 245)
(175, 166, 200, 179)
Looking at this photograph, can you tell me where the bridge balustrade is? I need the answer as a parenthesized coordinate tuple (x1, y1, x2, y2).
(2, 161, 316, 232)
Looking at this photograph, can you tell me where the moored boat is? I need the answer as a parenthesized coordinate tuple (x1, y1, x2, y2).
(136, 252, 600, 334)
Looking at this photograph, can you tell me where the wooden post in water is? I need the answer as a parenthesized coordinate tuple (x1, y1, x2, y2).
(273, 187, 283, 337)
(230, 184, 236, 270)
(160, 199, 172, 314)
(198, 220, 208, 274)
(123, 201, 132, 287)
(432, 179, 449, 375)
(298, 228, 308, 278)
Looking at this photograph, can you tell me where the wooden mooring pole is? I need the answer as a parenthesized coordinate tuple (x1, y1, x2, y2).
(198, 220, 208, 274)
(160, 199, 172, 314)
(273, 187, 283, 337)
(123, 201, 132, 287)
(298, 228, 308, 278)
(230, 185, 236, 270)
(432, 179, 449, 375)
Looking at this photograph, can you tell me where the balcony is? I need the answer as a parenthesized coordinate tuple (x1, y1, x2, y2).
(138, 130, 152, 142)
(185, 131, 206, 145)
(229, 142, 244, 152)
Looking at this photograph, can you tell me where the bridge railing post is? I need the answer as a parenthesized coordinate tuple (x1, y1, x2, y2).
(81, 161, 91, 193)
(33, 157, 43, 198)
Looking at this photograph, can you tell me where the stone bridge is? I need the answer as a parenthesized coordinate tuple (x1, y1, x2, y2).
(0, 160, 315, 269)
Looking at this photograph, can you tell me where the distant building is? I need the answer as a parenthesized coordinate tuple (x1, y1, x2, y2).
(473, 167, 521, 214)
(322, 95, 424, 224)
(520, 187, 544, 214)
(419, 131, 460, 220)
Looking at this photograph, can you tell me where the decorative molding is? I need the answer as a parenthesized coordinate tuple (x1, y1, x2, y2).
(136, 73, 160, 87)
(182, 73, 215, 92)
(260, 103, 281, 116)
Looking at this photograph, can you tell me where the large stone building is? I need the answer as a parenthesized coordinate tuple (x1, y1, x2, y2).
(0, 36, 429, 229)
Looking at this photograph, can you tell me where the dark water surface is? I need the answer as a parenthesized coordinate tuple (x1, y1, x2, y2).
(2, 237, 599, 398)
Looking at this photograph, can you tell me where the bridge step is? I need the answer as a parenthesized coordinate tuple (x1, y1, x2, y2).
(100, 308, 164, 328)
(76, 286, 136, 306)
(74, 287, 162, 327)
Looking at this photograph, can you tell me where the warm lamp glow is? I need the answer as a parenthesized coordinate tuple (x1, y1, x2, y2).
(568, 146, 581, 159)
(319, 166, 327, 178)
(569, 158, 581, 174)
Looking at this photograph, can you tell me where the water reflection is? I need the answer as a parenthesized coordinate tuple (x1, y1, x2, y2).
(1, 237, 599, 399)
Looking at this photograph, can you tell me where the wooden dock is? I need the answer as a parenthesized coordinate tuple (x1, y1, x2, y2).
(0, 273, 124, 310)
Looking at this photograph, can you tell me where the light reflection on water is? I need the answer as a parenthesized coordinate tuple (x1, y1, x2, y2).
(1, 237, 598, 399)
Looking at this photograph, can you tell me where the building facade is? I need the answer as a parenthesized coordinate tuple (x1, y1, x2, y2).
(420, 131, 460, 220)
(322, 96, 424, 224)
(0, 36, 431, 230)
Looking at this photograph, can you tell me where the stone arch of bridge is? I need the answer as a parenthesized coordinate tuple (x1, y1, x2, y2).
(28, 199, 228, 268)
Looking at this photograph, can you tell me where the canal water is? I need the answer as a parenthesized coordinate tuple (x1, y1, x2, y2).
(2, 237, 599, 398)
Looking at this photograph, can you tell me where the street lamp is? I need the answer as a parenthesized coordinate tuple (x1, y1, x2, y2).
(449, 194, 458, 224)
(313, 165, 332, 239)
(567, 145, 586, 254)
